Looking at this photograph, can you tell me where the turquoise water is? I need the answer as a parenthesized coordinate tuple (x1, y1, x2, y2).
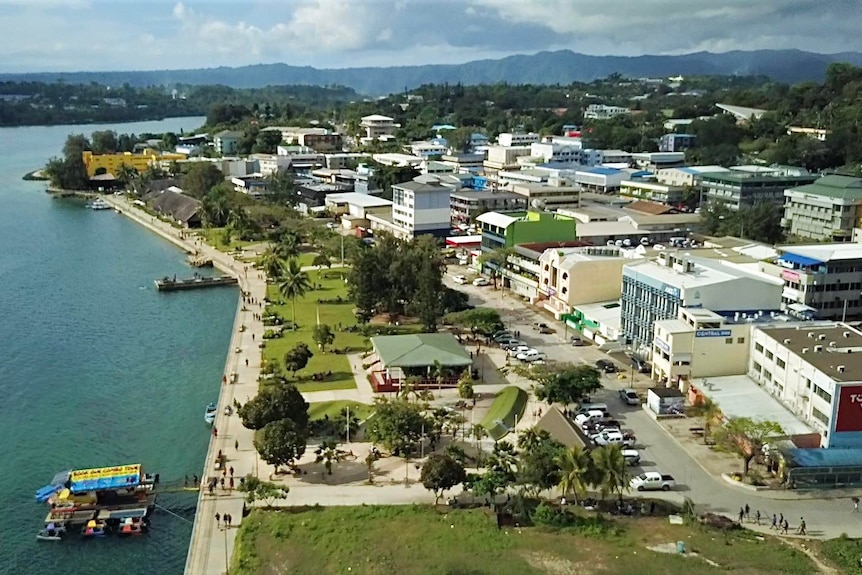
(0, 117, 238, 574)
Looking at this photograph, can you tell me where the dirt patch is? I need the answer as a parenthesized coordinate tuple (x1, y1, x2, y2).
(521, 551, 590, 575)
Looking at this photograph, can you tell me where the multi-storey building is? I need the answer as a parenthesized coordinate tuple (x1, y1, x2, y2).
(538, 246, 632, 318)
(619, 180, 686, 206)
(750, 323, 862, 447)
(782, 175, 862, 241)
(621, 252, 783, 358)
(699, 166, 816, 210)
(659, 133, 696, 153)
(449, 190, 527, 223)
(656, 165, 729, 188)
(360, 114, 398, 140)
(584, 104, 630, 120)
(777, 243, 862, 321)
(497, 132, 540, 147)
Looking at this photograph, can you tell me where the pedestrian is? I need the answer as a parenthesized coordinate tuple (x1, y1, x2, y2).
(229, 476, 235, 490)
(854, 497, 860, 512)
(779, 512, 784, 526)
(229, 466, 234, 477)
(208, 483, 214, 495)
(252, 333, 255, 341)
(213, 427, 218, 438)
(798, 517, 806, 535)
(738, 507, 744, 523)
(215, 512, 221, 527)
(184, 475, 189, 487)
(649, 501, 655, 515)
(744, 503, 750, 520)
(245, 358, 249, 367)
(755, 510, 761, 525)
(781, 519, 789, 535)
(235, 439, 239, 451)
(193, 474, 198, 485)
(222, 468, 227, 478)
(771, 514, 777, 530)
(220, 477, 225, 489)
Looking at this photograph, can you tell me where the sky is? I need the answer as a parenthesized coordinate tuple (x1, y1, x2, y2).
(0, 0, 860, 73)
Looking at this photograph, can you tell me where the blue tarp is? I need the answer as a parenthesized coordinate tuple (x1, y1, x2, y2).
(786, 448, 862, 468)
(779, 252, 824, 267)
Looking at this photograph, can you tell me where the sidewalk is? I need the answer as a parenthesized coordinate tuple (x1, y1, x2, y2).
(103, 195, 265, 575)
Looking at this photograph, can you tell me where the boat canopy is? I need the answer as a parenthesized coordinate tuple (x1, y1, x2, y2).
(68, 464, 142, 493)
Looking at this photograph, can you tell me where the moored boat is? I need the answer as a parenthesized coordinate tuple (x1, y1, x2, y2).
(205, 402, 217, 425)
(118, 516, 149, 536)
(86, 199, 111, 210)
(36, 522, 67, 541)
(82, 519, 109, 538)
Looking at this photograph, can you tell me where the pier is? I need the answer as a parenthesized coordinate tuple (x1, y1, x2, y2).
(155, 275, 238, 291)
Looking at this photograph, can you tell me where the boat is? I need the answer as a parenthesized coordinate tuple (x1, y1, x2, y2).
(38, 464, 158, 530)
(205, 403, 217, 425)
(86, 199, 111, 210)
(155, 274, 238, 292)
(36, 522, 67, 541)
(82, 519, 109, 538)
(118, 516, 148, 537)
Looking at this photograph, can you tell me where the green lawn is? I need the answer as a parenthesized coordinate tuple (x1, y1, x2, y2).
(262, 269, 365, 392)
(481, 386, 528, 440)
(815, 536, 862, 574)
(231, 505, 817, 575)
(200, 227, 258, 252)
(308, 400, 374, 422)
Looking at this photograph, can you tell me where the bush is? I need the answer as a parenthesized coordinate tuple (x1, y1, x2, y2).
(746, 471, 766, 486)
(263, 329, 283, 340)
(531, 503, 623, 537)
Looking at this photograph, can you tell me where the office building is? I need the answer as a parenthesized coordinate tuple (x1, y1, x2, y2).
(782, 175, 862, 241)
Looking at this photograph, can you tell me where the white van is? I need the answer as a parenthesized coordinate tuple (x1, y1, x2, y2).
(576, 403, 609, 416)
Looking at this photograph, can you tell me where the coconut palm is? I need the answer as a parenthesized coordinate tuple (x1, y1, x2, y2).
(702, 397, 722, 438)
(277, 259, 312, 330)
(258, 246, 284, 282)
(555, 445, 592, 505)
(517, 427, 547, 454)
(315, 439, 344, 477)
(275, 231, 302, 260)
(591, 444, 629, 502)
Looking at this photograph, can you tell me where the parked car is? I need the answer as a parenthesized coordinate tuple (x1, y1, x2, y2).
(507, 345, 531, 357)
(496, 338, 521, 348)
(570, 336, 586, 346)
(631, 356, 651, 374)
(492, 330, 512, 339)
(595, 359, 617, 373)
(618, 388, 640, 406)
(452, 275, 468, 285)
(472, 277, 490, 286)
(591, 430, 635, 447)
(630, 472, 675, 491)
(517, 350, 547, 362)
(582, 420, 621, 435)
(532, 322, 553, 334)
(574, 410, 606, 427)
(576, 403, 609, 416)
(622, 449, 641, 466)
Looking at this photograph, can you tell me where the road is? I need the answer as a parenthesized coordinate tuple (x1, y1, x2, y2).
(446, 272, 862, 538)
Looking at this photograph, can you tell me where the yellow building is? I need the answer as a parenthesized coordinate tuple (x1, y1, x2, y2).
(82, 150, 186, 177)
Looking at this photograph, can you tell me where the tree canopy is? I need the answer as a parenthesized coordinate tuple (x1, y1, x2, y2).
(365, 397, 428, 456)
(715, 417, 784, 474)
(420, 454, 467, 504)
(238, 381, 309, 430)
(533, 363, 602, 406)
(254, 418, 308, 472)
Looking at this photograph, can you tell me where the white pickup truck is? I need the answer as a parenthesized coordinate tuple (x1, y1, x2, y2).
(629, 471, 675, 491)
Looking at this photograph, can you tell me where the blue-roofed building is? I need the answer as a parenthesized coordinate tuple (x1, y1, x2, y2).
(781, 447, 862, 488)
(575, 166, 626, 193)
(776, 243, 862, 321)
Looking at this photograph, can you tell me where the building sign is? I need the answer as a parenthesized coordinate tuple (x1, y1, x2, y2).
(661, 284, 680, 298)
(781, 269, 800, 282)
(654, 337, 671, 353)
(835, 385, 862, 433)
(695, 329, 732, 338)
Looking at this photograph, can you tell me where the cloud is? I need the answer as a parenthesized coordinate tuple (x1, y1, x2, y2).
(0, 0, 860, 72)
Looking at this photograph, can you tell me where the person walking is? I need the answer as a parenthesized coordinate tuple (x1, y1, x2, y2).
(220, 477, 225, 490)
(235, 439, 239, 451)
(854, 497, 860, 512)
(797, 517, 807, 536)
(229, 466, 234, 477)
(770, 514, 778, 530)
(738, 507, 745, 523)
(755, 510, 761, 525)
(215, 512, 221, 527)
(781, 519, 789, 535)
(225, 513, 232, 527)
(744, 503, 750, 520)
(229, 476, 235, 490)
(779, 512, 784, 525)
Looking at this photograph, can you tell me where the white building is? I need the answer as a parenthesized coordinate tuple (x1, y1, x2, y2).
(539, 246, 633, 318)
(367, 175, 453, 239)
(498, 132, 540, 147)
(250, 153, 291, 176)
(529, 142, 583, 164)
(631, 152, 686, 171)
(782, 175, 862, 242)
(750, 323, 862, 447)
(324, 192, 393, 232)
(483, 145, 533, 173)
(410, 141, 448, 158)
(371, 153, 424, 168)
(620, 180, 686, 206)
(275, 145, 325, 170)
(360, 114, 398, 140)
(584, 104, 630, 120)
(574, 167, 626, 193)
(776, 243, 862, 321)
(656, 165, 730, 188)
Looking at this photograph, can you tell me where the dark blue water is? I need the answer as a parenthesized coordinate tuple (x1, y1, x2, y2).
(0, 117, 238, 574)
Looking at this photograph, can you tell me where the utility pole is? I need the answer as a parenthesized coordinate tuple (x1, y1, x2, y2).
(346, 406, 350, 443)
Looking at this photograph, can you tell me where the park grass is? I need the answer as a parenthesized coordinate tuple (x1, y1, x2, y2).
(199, 226, 258, 252)
(231, 505, 817, 575)
(481, 386, 528, 440)
(308, 400, 374, 422)
(262, 269, 364, 392)
(814, 535, 862, 574)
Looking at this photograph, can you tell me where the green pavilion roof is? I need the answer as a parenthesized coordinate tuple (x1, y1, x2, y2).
(371, 333, 472, 368)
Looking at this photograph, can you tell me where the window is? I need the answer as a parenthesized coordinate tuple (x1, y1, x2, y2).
(753, 361, 762, 373)
(766, 350, 774, 361)
(777, 358, 786, 369)
(755, 343, 764, 353)
(737, 337, 745, 344)
(812, 407, 829, 425)
(813, 384, 832, 404)
(725, 338, 733, 344)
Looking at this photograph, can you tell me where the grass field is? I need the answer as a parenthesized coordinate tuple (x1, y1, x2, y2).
(308, 400, 374, 422)
(199, 227, 258, 252)
(262, 269, 364, 392)
(815, 536, 862, 574)
(231, 505, 819, 575)
(481, 386, 528, 440)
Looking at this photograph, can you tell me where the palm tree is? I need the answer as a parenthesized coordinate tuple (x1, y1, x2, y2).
(555, 445, 592, 505)
(277, 259, 312, 330)
(431, 360, 446, 395)
(258, 246, 284, 282)
(702, 397, 722, 438)
(275, 231, 302, 260)
(591, 445, 629, 502)
(315, 440, 343, 477)
(517, 427, 544, 454)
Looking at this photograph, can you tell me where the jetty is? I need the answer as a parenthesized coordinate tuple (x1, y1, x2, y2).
(155, 275, 238, 291)
(188, 254, 213, 268)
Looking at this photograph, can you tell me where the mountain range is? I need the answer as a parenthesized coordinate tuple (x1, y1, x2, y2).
(3, 49, 861, 95)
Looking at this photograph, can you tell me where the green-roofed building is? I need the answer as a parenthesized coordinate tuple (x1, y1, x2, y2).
(783, 175, 862, 241)
(699, 166, 816, 211)
(369, 333, 474, 392)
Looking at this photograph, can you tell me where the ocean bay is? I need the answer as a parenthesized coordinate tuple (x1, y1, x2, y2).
(0, 117, 236, 574)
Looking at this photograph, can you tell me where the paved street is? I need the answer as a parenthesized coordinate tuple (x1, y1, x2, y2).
(445, 271, 862, 538)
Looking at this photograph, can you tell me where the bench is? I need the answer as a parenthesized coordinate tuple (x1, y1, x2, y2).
(689, 426, 705, 436)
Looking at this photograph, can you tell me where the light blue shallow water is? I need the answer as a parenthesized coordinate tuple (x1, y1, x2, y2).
(0, 117, 237, 574)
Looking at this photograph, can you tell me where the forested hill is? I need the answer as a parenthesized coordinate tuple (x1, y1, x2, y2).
(3, 49, 862, 95)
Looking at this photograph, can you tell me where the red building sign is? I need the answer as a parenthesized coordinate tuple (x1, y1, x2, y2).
(834, 385, 862, 433)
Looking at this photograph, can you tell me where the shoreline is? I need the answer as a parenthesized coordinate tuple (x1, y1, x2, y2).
(101, 194, 266, 574)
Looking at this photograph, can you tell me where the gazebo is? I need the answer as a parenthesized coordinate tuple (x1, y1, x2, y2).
(369, 333, 473, 392)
